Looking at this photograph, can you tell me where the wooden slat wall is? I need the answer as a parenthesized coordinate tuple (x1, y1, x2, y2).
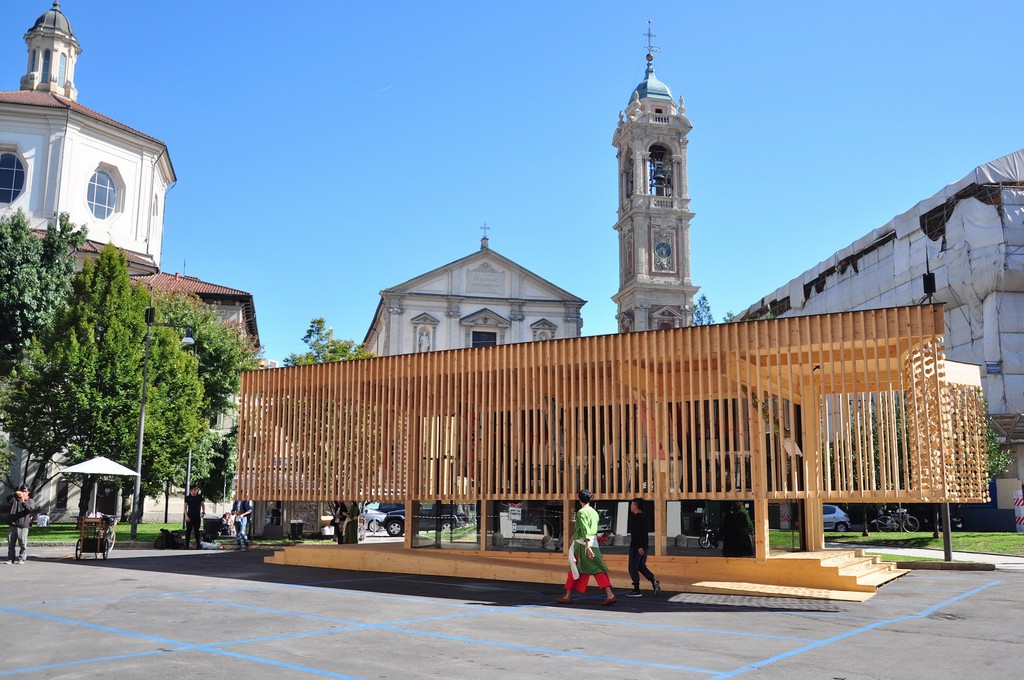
(237, 305, 989, 505)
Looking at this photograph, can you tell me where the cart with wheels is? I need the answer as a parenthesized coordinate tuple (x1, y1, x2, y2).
(76, 514, 116, 560)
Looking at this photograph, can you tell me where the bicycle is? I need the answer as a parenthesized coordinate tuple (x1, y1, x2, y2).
(870, 507, 919, 532)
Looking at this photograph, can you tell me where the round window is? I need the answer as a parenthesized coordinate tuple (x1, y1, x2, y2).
(88, 169, 117, 219)
(0, 152, 26, 204)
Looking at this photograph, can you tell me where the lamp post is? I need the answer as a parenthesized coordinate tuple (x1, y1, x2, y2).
(129, 306, 194, 540)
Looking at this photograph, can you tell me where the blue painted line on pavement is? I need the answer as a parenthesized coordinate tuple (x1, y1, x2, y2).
(169, 594, 366, 626)
(0, 650, 170, 676)
(710, 579, 1002, 679)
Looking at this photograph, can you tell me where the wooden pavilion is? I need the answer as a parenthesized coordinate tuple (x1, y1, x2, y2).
(237, 305, 989, 598)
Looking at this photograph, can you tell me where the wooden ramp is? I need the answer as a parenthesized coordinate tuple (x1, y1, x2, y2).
(265, 544, 906, 602)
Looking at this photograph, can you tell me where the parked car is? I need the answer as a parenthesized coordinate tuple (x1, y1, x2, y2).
(362, 502, 404, 533)
(383, 504, 468, 537)
(823, 504, 851, 532)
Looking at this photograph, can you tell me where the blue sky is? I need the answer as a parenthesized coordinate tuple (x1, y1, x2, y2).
(4, 1, 1023, 361)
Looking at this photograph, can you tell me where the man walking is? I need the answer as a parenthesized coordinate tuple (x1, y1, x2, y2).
(231, 498, 252, 550)
(183, 485, 205, 549)
(6, 485, 35, 565)
(625, 497, 661, 597)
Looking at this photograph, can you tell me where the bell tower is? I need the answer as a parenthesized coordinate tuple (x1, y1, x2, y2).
(612, 32, 698, 332)
(20, 1, 81, 101)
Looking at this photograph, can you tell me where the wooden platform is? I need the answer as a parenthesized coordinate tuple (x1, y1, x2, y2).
(265, 543, 906, 602)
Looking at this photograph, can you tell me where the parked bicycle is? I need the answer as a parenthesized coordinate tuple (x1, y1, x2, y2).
(870, 507, 920, 532)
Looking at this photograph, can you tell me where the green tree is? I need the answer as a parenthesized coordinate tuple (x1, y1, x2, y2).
(986, 420, 1015, 481)
(0, 246, 206, 516)
(148, 291, 260, 497)
(0, 210, 86, 375)
(284, 317, 373, 366)
(152, 290, 261, 423)
(692, 294, 714, 326)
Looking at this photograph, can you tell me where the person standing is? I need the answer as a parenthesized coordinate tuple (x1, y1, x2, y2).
(6, 485, 35, 565)
(183, 485, 205, 549)
(231, 498, 252, 550)
(557, 489, 616, 606)
(625, 497, 661, 597)
(343, 501, 360, 545)
(721, 500, 755, 557)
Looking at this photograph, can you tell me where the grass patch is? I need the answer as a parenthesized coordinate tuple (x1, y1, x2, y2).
(30, 522, 185, 544)
(826, 531, 1024, 556)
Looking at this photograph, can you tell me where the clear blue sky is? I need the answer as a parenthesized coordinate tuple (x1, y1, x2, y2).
(5, 2, 1023, 362)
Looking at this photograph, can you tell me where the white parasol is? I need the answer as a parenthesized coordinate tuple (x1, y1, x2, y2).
(61, 456, 139, 515)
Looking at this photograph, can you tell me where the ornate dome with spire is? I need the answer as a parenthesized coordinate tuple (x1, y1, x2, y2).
(631, 54, 673, 104)
(30, 1, 75, 38)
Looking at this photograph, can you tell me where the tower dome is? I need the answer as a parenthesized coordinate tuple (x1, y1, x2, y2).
(20, 0, 81, 100)
(30, 1, 75, 38)
(630, 55, 673, 104)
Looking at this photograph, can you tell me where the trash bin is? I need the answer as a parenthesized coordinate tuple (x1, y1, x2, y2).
(203, 517, 221, 540)
(289, 520, 304, 539)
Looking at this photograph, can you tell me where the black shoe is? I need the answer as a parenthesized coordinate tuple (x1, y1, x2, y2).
(625, 589, 642, 598)
(652, 580, 662, 594)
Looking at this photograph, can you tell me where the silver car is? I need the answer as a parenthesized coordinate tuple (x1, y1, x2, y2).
(823, 504, 851, 532)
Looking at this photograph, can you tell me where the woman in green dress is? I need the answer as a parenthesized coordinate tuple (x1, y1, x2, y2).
(343, 501, 360, 544)
(556, 489, 616, 606)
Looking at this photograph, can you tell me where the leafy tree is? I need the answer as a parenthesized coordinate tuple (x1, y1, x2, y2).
(284, 317, 373, 366)
(0, 246, 206, 517)
(985, 419, 1015, 481)
(0, 210, 86, 376)
(152, 290, 261, 424)
(692, 294, 714, 326)
(147, 291, 260, 496)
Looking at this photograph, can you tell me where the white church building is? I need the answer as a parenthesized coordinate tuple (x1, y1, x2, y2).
(0, 1, 174, 275)
(364, 236, 584, 356)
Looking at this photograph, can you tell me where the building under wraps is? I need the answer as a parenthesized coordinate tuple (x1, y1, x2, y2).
(238, 306, 988, 573)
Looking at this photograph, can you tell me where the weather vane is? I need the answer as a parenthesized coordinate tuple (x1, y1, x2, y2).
(644, 20, 661, 59)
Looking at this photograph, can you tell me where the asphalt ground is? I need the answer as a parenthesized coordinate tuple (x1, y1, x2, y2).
(2, 545, 1022, 679)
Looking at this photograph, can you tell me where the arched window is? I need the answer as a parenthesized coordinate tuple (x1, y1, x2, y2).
(57, 53, 66, 87)
(0, 152, 27, 204)
(647, 145, 672, 197)
(41, 50, 51, 82)
(88, 169, 117, 219)
(32, 49, 38, 72)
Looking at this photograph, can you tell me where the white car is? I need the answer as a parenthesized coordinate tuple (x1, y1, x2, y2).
(823, 504, 851, 532)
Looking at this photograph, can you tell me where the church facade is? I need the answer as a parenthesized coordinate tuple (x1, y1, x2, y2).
(612, 52, 699, 332)
(364, 237, 584, 356)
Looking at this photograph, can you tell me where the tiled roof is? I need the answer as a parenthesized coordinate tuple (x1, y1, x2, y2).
(75, 238, 156, 269)
(0, 90, 165, 145)
(135, 272, 251, 297)
(134, 272, 259, 341)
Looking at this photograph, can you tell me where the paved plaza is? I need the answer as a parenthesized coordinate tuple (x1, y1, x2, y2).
(1, 545, 1022, 679)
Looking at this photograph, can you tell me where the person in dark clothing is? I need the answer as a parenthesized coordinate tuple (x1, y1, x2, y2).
(721, 500, 755, 557)
(624, 497, 661, 597)
(6, 485, 35, 564)
(183, 485, 205, 549)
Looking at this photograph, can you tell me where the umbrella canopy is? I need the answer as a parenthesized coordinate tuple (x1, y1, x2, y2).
(62, 456, 138, 476)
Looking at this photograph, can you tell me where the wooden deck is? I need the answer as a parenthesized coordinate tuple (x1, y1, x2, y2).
(265, 543, 906, 602)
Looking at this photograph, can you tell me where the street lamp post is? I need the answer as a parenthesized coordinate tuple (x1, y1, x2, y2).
(129, 306, 194, 540)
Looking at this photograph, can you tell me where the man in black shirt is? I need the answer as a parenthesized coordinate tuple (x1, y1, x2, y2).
(625, 497, 661, 597)
(183, 485, 205, 549)
(6, 485, 35, 564)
